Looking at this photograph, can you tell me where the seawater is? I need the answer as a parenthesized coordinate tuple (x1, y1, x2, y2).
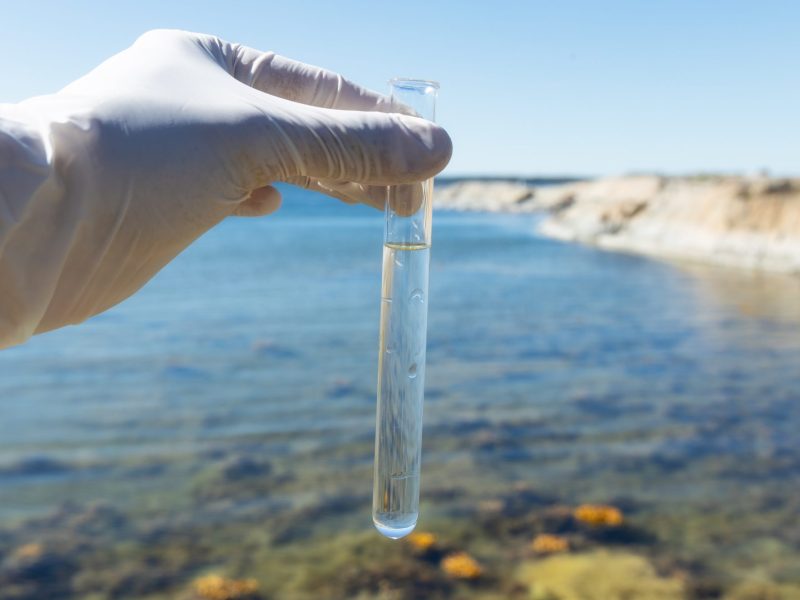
(1, 183, 800, 592)
(373, 243, 430, 538)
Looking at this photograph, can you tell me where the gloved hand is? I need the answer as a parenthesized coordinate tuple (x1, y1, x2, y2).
(0, 29, 452, 348)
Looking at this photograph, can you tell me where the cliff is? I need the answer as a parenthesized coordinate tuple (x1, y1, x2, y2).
(434, 180, 537, 212)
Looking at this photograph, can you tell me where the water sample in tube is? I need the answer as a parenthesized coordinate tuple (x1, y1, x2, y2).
(373, 78, 438, 539)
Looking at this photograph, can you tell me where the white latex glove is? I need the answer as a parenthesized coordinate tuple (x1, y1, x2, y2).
(0, 29, 452, 348)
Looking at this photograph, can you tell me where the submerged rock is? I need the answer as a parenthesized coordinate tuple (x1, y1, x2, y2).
(406, 531, 438, 553)
(441, 551, 483, 580)
(0, 456, 72, 477)
(531, 534, 570, 555)
(0, 542, 78, 599)
(218, 456, 273, 482)
(190, 454, 287, 503)
(573, 504, 624, 527)
(724, 580, 800, 600)
(191, 574, 261, 600)
(516, 550, 685, 600)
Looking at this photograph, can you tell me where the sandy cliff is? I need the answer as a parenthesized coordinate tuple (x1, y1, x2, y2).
(435, 176, 800, 273)
(434, 180, 537, 212)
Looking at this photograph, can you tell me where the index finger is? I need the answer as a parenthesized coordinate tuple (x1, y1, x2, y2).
(231, 45, 412, 114)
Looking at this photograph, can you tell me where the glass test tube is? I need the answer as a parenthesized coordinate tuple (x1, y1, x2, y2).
(373, 78, 438, 539)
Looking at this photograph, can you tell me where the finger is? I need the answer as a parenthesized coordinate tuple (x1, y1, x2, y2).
(231, 46, 412, 114)
(316, 181, 380, 208)
(286, 176, 362, 206)
(132, 31, 412, 114)
(320, 181, 424, 215)
(234, 185, 282, 216)
(285, 178, 425, 216)
(273, 107, 452, 185)
(317, 181, 386, 210)
(387, 183, 426, 217)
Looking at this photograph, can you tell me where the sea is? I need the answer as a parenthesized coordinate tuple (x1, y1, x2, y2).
(1, 182, 799, 598)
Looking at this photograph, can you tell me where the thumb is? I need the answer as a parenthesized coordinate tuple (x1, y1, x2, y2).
(271, 106, 452, 185)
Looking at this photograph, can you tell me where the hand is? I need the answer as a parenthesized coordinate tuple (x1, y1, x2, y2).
(1, 30, 451, 342)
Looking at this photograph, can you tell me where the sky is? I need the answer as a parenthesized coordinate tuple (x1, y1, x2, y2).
(1, 0, 798, 177)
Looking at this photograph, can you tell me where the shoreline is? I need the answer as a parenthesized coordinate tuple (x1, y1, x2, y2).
(435, 175, 800, 274)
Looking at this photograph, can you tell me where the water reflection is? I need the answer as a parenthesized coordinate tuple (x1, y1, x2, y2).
(679, 259, 800, 330)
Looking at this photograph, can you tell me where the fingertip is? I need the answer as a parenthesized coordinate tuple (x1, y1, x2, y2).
(283, 108, 452, 186)
(397, 116, 453, 181)
(388, 183, 424, 217)
(431, 122, 454, 172)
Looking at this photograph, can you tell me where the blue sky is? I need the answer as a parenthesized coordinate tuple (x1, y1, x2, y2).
(2, 0, 798, 176)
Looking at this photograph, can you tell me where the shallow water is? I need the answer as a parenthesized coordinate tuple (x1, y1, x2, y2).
(1, 184, 799, 598)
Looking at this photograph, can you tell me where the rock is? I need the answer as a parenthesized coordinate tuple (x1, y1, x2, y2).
(0, 543, 78, 598)
(435, 181, 538, 212)
(441, 551, 483, 580)
(251, 339, 299, 359)
(191, 574, 262, 600)
(436, 174, 800, 274)
(0, 456, 72, 477)
(724, 580, 800, 600)
(325, 378, 358, 399)
(270, 493, 369, 545)
(218, 456, 273, 482)
(516, 550, 685, 600)
(538, 175, 800, 273)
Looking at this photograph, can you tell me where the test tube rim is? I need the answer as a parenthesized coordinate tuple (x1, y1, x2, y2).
(389, 77, 440, 91)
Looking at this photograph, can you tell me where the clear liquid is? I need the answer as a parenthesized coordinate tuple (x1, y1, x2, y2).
(373, 242, 430, 539)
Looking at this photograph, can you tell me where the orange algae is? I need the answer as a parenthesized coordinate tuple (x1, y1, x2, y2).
(441, 552, 483, 580)
(532, 534, 569, 554)
(574, 504, 623, 527)
(193, 574, 260, 600)
(407, 531, 437, 551)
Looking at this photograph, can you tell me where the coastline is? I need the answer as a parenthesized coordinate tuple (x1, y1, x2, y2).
(435, 175, 800, 274)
